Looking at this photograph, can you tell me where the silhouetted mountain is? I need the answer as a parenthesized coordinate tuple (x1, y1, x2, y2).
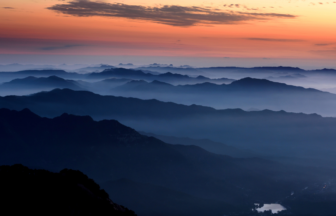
(227, 77, 321, 93)
(98, 78, 132, 85)
(88, 68, 234, 85)
(117, 77, 324, 94)
(199, 66, 304, 72)
(115, 80, 174, 92)
(111, 77, 336, 116)
(1, 75, 83, 89)
(0, 164, 136, 216)
(136, 66, 308, 77)
(1, 108, 332, 215)
(1, 89, 336, 165)
(77, 78, 132, 94)
(0, 88, 217, 119)
(75, 64, 116, 73)
(311, 68, 336, 73)
(0, 76, 84, 96)
(0, 69, 85, 82)
(134, 66, 336, 92)
(88, 68, 148, 79)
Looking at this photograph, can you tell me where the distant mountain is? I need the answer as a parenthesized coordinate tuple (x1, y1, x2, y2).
(111, 77, 336, 116)
(75, 64, 115, 73)
(0, 108, 333, 216)
(115, 80, 174, 93)
(117, 77, 324, 94)
(1, 89, 336, 165)
(135, 66, 336, 88)
(140, 132, 254, 158)
(88, 68, 234, 85)
(0, 69, 85, 82)
(0, 63, 59, 72)
(0, 68, 233, 86)
(78, 78, 132, 94)
(0, 164, 136, 216)
(0, 76, 84, 95)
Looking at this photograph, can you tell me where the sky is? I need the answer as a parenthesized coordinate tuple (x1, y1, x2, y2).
(1, 0, 336, 67)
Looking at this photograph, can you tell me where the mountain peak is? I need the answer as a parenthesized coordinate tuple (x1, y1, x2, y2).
(150, 80, 172, 86)
(231, 77, 277, 86)
(47, 75, 65, 80)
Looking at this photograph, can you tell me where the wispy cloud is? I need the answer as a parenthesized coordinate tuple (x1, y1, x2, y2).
(223, 4, 258, 11)
(245, 38, 304, 42)
(0, 37, 86, 52)
(3, 7, 14, 9)
(311, 48, 336, 56)
(40, 44, 83, 51)
(315, 43, 334, 46)
(47, 0, 297, 27)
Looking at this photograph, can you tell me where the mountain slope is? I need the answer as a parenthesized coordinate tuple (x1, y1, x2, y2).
(88, 68, 233, 85)
(0, 164, 136, 216)
(1, 89, 336, 163)
(0, 76, 84, 96)
(140, 132, 254, 158)
(2, 108, 335, 215)
(111, 77, 336, 116)
(1, 108, 333, 215)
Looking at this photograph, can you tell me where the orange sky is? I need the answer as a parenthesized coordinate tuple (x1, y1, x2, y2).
(1, 0, 336, 60)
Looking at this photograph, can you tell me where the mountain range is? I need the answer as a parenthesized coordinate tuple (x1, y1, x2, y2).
(1, 108, 334, 216)
(111, 77, 336, 116)
(1, 88, 336, 166)
(88, 68, 234, 84)
(140, 132, 254, 158)
(0, 76, 83, 95)
(0, 68, 234, 85)
(2, 73, 336, 116)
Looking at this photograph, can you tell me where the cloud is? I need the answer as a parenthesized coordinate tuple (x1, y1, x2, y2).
(311, 48, 336, 56)
(224, 4, 241, 8)
(39, 44, 83, 51)
(47, 0, 297, 27)
(245, 38, 304, 42)
(0, 37, 189, 53)
(0, 37, 86, 52)
(3, 7, 14, 9)
(223, 4, 258, 10)
(315, 43, 334, 46)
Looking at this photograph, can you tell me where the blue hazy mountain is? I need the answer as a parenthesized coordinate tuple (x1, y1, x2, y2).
(1, 88, 336, 166)
(0, 76, 84, 95)
(1, 108, 334, 216)
(0, 68, 234, 86)
(88, 68, 234, 85)
(0, 69, 85, 82)
(74, 64, 116, 73)
(135, 66, 336, 91)
(77, 77, 132, 94)
(115, 77, 324, 94)
(140, 132, 255, 158)
(112, 77, 336, 116)
(0, 164, 136, 216)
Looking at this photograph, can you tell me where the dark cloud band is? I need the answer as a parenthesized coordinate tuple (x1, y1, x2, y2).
(47, 0, 296, 27)
(246, 38, 304, 42)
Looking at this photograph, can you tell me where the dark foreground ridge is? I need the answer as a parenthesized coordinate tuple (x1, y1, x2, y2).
(0, 164, 136, 216)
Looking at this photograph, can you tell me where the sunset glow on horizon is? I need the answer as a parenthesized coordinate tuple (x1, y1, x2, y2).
(1, 0, 336, 61)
